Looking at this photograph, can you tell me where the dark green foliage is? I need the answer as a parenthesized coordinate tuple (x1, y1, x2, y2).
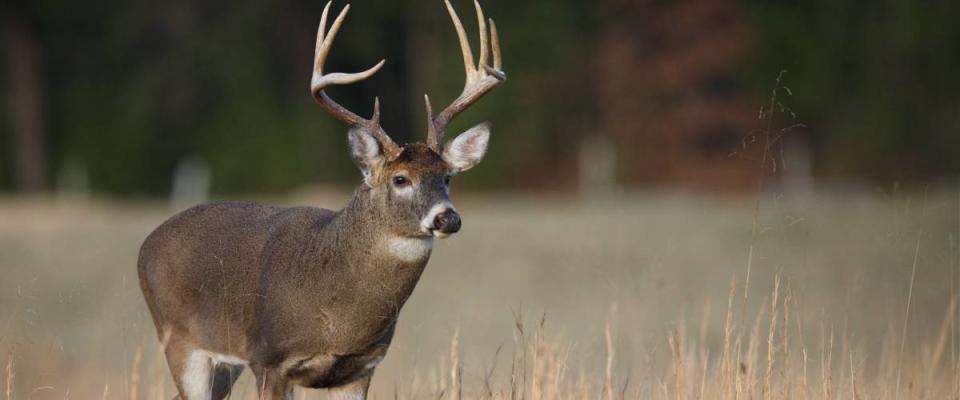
(742, 0, 960, 181)
(2, 0, 958, 195)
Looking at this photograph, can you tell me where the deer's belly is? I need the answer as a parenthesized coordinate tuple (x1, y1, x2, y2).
(282, 351, 386, 388)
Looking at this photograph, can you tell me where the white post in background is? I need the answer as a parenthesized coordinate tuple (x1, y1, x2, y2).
(55, 156, 89, 201)
(171, 156, 210, 211)
(781, 136, 813, 197)
(578, 134, 617, 199)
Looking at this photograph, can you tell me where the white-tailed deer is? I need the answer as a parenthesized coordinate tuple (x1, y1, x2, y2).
(137, 2, 504, 398)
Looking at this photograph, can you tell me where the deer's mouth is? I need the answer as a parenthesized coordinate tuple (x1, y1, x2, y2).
(420, 226, 452, 239)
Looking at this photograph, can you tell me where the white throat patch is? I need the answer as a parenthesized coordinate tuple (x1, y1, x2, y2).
(387, 237, 433, 262)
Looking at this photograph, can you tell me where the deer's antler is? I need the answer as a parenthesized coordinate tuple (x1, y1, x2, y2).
(311, 2, 401, 159)
(425, 0, 506, 152)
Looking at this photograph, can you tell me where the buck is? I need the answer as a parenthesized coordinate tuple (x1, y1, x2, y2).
(137, 1, 504, 398)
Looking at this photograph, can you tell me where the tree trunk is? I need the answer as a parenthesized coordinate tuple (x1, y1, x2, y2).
(4, 14, 48, 193)
(593, 0, 759, 192)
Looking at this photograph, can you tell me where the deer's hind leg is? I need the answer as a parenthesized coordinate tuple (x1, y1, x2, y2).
(164, 338, 245, 400)
(164, 339, 215, 400)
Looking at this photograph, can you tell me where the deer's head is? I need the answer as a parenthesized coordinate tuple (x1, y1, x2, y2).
(310, 1, 504, 239)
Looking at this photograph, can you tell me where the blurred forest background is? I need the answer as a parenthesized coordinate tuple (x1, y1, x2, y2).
(2, 0, 959, 197)
(4, 2, 960, 398)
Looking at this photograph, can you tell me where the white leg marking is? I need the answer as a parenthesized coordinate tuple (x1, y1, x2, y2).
(181, 350, 213, 400)
(388, 237, 433, 262)
(180, 350, 247, 400)
(208, 352, 247, 366)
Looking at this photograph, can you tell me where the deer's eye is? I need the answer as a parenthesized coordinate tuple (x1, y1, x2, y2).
(392, 175, 410, 186)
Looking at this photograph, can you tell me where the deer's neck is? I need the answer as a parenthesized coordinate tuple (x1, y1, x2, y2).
(310, 186, 432, 296)
(328, 186, 432, 255)
(324, 186, 388, 251)
(259, 188, 431, 352)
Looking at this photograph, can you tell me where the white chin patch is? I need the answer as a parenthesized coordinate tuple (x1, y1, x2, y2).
(388, 236, 433, 262)
(432, 230, 451, 239)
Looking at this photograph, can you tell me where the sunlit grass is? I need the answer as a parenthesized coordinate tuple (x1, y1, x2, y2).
(0, 191, 957, 399)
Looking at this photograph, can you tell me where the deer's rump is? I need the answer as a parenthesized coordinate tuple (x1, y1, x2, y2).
(137, 201, 336, 359)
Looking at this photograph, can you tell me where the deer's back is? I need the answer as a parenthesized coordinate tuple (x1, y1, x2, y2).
(137, 201, 336, 357)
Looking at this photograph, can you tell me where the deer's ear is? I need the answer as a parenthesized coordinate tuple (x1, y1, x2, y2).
(348, 127, 385, 183)
(443, 122, 490, 172)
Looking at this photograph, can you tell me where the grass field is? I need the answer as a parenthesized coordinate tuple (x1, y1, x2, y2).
(1, 189, 958, 399)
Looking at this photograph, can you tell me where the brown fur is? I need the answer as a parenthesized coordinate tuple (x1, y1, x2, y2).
(138, 143, 462, 399)
(138, 0, 499, 393)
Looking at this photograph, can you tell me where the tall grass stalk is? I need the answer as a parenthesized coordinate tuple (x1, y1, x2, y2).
(4, 354, 12, 400)
(895, 190, 927, 399)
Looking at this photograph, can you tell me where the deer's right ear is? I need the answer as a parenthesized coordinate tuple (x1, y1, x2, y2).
(443, 122, 490, 173)
(348, 127, 385, 184)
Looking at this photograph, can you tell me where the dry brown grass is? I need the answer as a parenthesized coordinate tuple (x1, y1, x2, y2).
(0, 190, 958, 399)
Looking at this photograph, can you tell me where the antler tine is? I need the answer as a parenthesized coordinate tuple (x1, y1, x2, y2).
(315, 2, 331, 58)
(475, 1, 488, 75)
(318, 2, 352, 68)
(311, 2, 400, 158)
(427, 0, 506, 152)
(444, 0, 476, 81)
(490, 19, 501, 70)
(367, 96, 400, 156)
(424, 95, 440, 149)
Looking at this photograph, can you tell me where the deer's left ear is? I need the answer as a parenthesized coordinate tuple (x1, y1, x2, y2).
(443, 122, 490, 172)
(348, 127, 385, 185)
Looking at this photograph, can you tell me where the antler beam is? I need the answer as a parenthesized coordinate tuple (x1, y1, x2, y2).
(311, 2, 400, 159)
(426, 0, 506, 152)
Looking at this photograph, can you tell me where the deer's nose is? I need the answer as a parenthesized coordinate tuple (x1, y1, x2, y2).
(433, 209, 461, 234)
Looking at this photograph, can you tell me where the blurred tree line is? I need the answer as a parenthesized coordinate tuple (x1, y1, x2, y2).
(1, 0, 958, 196)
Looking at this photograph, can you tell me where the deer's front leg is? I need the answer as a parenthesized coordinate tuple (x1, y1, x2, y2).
(253, 367, 292, 400)
(329, 375, 372, 400)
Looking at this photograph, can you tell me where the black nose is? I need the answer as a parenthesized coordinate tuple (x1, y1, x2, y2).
(433, 209, 461, 234)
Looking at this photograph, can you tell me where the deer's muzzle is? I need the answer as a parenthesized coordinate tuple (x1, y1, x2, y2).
(433, 209, 461, 236)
